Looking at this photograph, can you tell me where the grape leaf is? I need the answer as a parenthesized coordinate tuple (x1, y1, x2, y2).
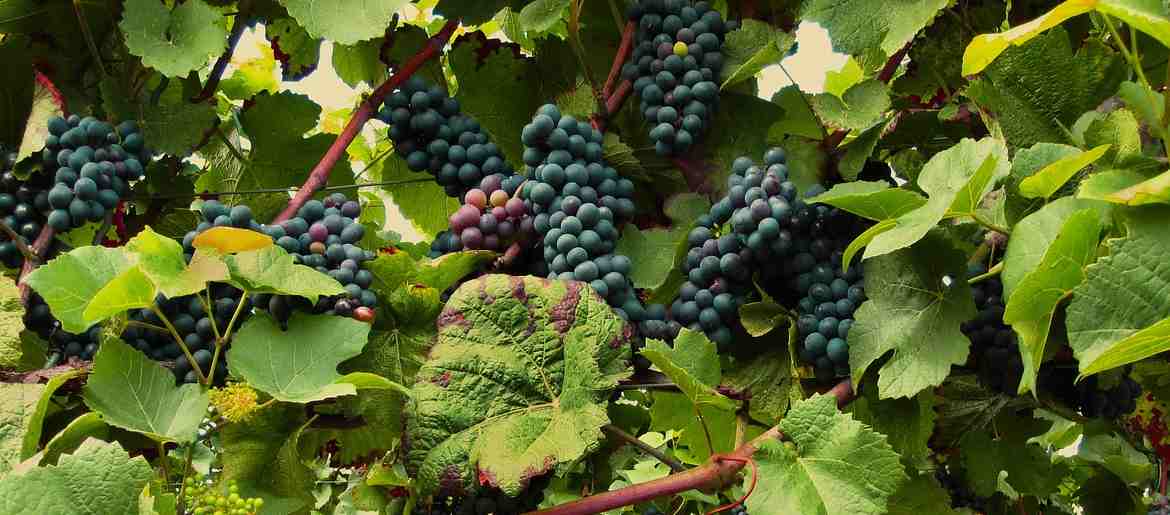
(801, 0, 947, 65)
(838, 121, 886, 181)
(265, 16, 322, 81)
(737, 299, 789, 337)
(851, 233, 977, 399)
(0, 439, 153, 515)
(15, 74, 60, 163)
(808, 181, 927, 222)
(966, 29, 1125, 149)
(746, 395, 906, 515)
(848, 386, 937, 471)
(960, 429, 1066, 497)
(1067, 206, 1170, 376)
(219, 404, 312, 513)
(139, 76, 218, 157)
(1004, 207, 1104, 394)
(407, 275, 633, 496)
(648, 392, 738, 463)
(126, 227, 228, 298)
(300, 389, 404, 466)
(0, 42, 33, 148)
(21, 369, 84, 461)
(82, 267, 156, 325)
(345, 284, 441, 385)
(434, 0, 525, 25)
(333, 38, 388, 88)
(861, 137, 1009, 260)
(705, 93, 785, 193)
(1118, 80, 1166, 138)
(277, 0, 408, 45)
(0, 278, 41, 372)
(119, 0, 228, 77)
(1082, 169, 1170, 206)
(1084, 108, 1143, 164)
(961, 1, 1093, 75)
(83, 339, 208, 443)
(223, 245, 345, 303)
(0, 383, 42, 475)
(221, 40, 280, 100)
(769, 87, 826, 141)
(40, 412, 109, 466)
(1001, 197, 1111, 298)
(1077, 432, 1152, 485)
(720, 349, 803, 426)
(193, 227, 274, 254)
(932, 374, 1033, 448)
(720, 20, 795, 90)
(1018, 144, 1111, 199)
(811, 80, 891, 132)
(365, 250, 497, 296)
(229, 313, 372, 403)
(641, 330, 736, 412)
(24, 246, 134, 334)
(368, 154, 460, 240)
(519, 0, 570, 34)
(886, 473, 962, 515)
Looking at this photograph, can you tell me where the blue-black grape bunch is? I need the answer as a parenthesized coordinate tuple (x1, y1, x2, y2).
(24, 293, 101, 362)
(934, 463, 988, 512)
(179, 195, 379, 327)
(413, 478, 547, 515)
(0, 148, 53, 269)
(377, 77, 517, 200)
(518, 104, 671, 340)
(41, 115, 148, 232)
(623, 0, 735, 156)
(121, 284, 246, 384)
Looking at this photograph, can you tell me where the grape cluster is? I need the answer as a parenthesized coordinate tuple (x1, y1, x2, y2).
(519, 104, 664, 335)
(41, 115, 148, 231)
(378, 77, 517, 199)
(121, 284, 246, 384)
(414, 479, 547, 515)
(934, 464, 988, 512)
(962, 272, 1024, 393)
(0, 149, 52, 268)
(24, 293, 101, 361)
(1073, 372, 1142, 419)
(435, 174, 532, 253)
(181, 477, 263, 515)
(1149, 495, 1169, 515)
(623, 0, 735, 156)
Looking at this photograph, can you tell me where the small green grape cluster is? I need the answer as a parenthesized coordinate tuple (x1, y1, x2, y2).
(181, 477, 263, 515)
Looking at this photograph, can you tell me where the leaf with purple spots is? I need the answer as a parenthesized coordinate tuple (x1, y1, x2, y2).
(406, 275, 634, 496)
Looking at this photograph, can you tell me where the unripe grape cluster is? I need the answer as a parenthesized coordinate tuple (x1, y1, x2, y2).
(181, 477, 263, 515)
(41, 115, 148, 231)
(0, 148, 52, 268)
(519, 104, 665, 334)
(378, 77, 517, 199)
(431, 172, 531, 254)
(671, 148, 799, 348)
(624, 0, 735, 155)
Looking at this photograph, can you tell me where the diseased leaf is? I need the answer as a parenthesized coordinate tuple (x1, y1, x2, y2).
(1067, 206, 1170, 376)
(747, 395, 906, 515)
(229, 313, 371, 403)
(119, 0, 228, 77)
(193, 227, 274, 254)
(851, 233, 976, 399)
(0, 440, 153, 515)
(15, 75, 61, 163)
(407, 276, 633, 496)
(83, 339, 208, 443)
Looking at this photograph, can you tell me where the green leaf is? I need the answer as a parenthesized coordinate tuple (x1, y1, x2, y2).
(0, 277, 42, 372)
(824, 58, 865, 98)
(0, 439, 153, 515)
(848, 387, 937, 471)
(1004, 207, 1104, 394)
(139, 76, 219, 157)
(224, 245, 345, 303)
(614, 194, 706, 291)
(277, 0, 409, 45)
(15, 75, 61, 163)
(851, 233, 977, 399)
(886, 473, 962, 515)
(369, 154, 460, 240)
(641, 330, 736, 412)
(861, 137, 1009, 260)
(127, 227, 228, 298)
(0, 383, 43, 474)
(434, 0, 523, 25)
(1067, 206, 1170, 376)
(366, 250, 496, 296)
(83, 339, 208, 443)
(1096, 0, 1170, 49)
(800, 0, 947, 65)
(119, 0, 228, 77)
(22, 369, 84, 461)
(1086, 169, 1170, 205)
(1117, 80, 1166, 138)
(769, 86, 825, 140)
(407, 276, 632, 496)
(808, 181, 927, 222)
(706, 93, 786, 193)
(518, 0, 570, 33)
(837, 121, 885, 181)
(961, 1, 1093, 75)
(648, 392, 737, 463)
(720, 349, 803, 426)
(720, 20, 795, 89)
(83, 267, 157, 324)
(40, 412, 109, 466)
(747, 395, 906, 515)
(219, 404, 312, 512)
(1018, 144, 1111, 198)
(344, 285, 441, 385)
(1002, 197, 1111, 298)
(810, 80, 891, 132)
(220, 41, 280, 100)
(24, 246, 134, 334)
(966, 29, 1125, 149)
(332, 38, 388, 88)
(1084, 108, 1143, 164)
(960, 428, 1066, 497)
(229, 313, 371, 403)
(737, 299, 789, 337)
(1077, 432, 1152, 485)
(264, 17, 322, 81)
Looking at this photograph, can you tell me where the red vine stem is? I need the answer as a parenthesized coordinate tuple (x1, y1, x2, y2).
(603, 21, 637, 98)
(271, 19, 461, 224)
(193, 0, 253, 102)
(526, 379, 855, 515)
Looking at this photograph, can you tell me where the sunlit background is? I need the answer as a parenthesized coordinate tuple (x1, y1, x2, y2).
(222, 8, 850, 241)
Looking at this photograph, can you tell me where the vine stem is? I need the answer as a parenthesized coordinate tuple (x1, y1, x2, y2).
(526, 379, 856, 515)
(603, 424, 685, 473)
(151, 305, 209, 385)
(157, 441, 171, 483)
(603, 21, 637, 98)
(0, 222, 38, 263)
(271, 19, 460, 224)
(193, 0, 252, 102)
(18, 226, 56, 305)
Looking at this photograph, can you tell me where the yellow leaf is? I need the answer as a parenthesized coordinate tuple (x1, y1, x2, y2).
(192, 227, 273, 254)
(962, 0, 1095, 76)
